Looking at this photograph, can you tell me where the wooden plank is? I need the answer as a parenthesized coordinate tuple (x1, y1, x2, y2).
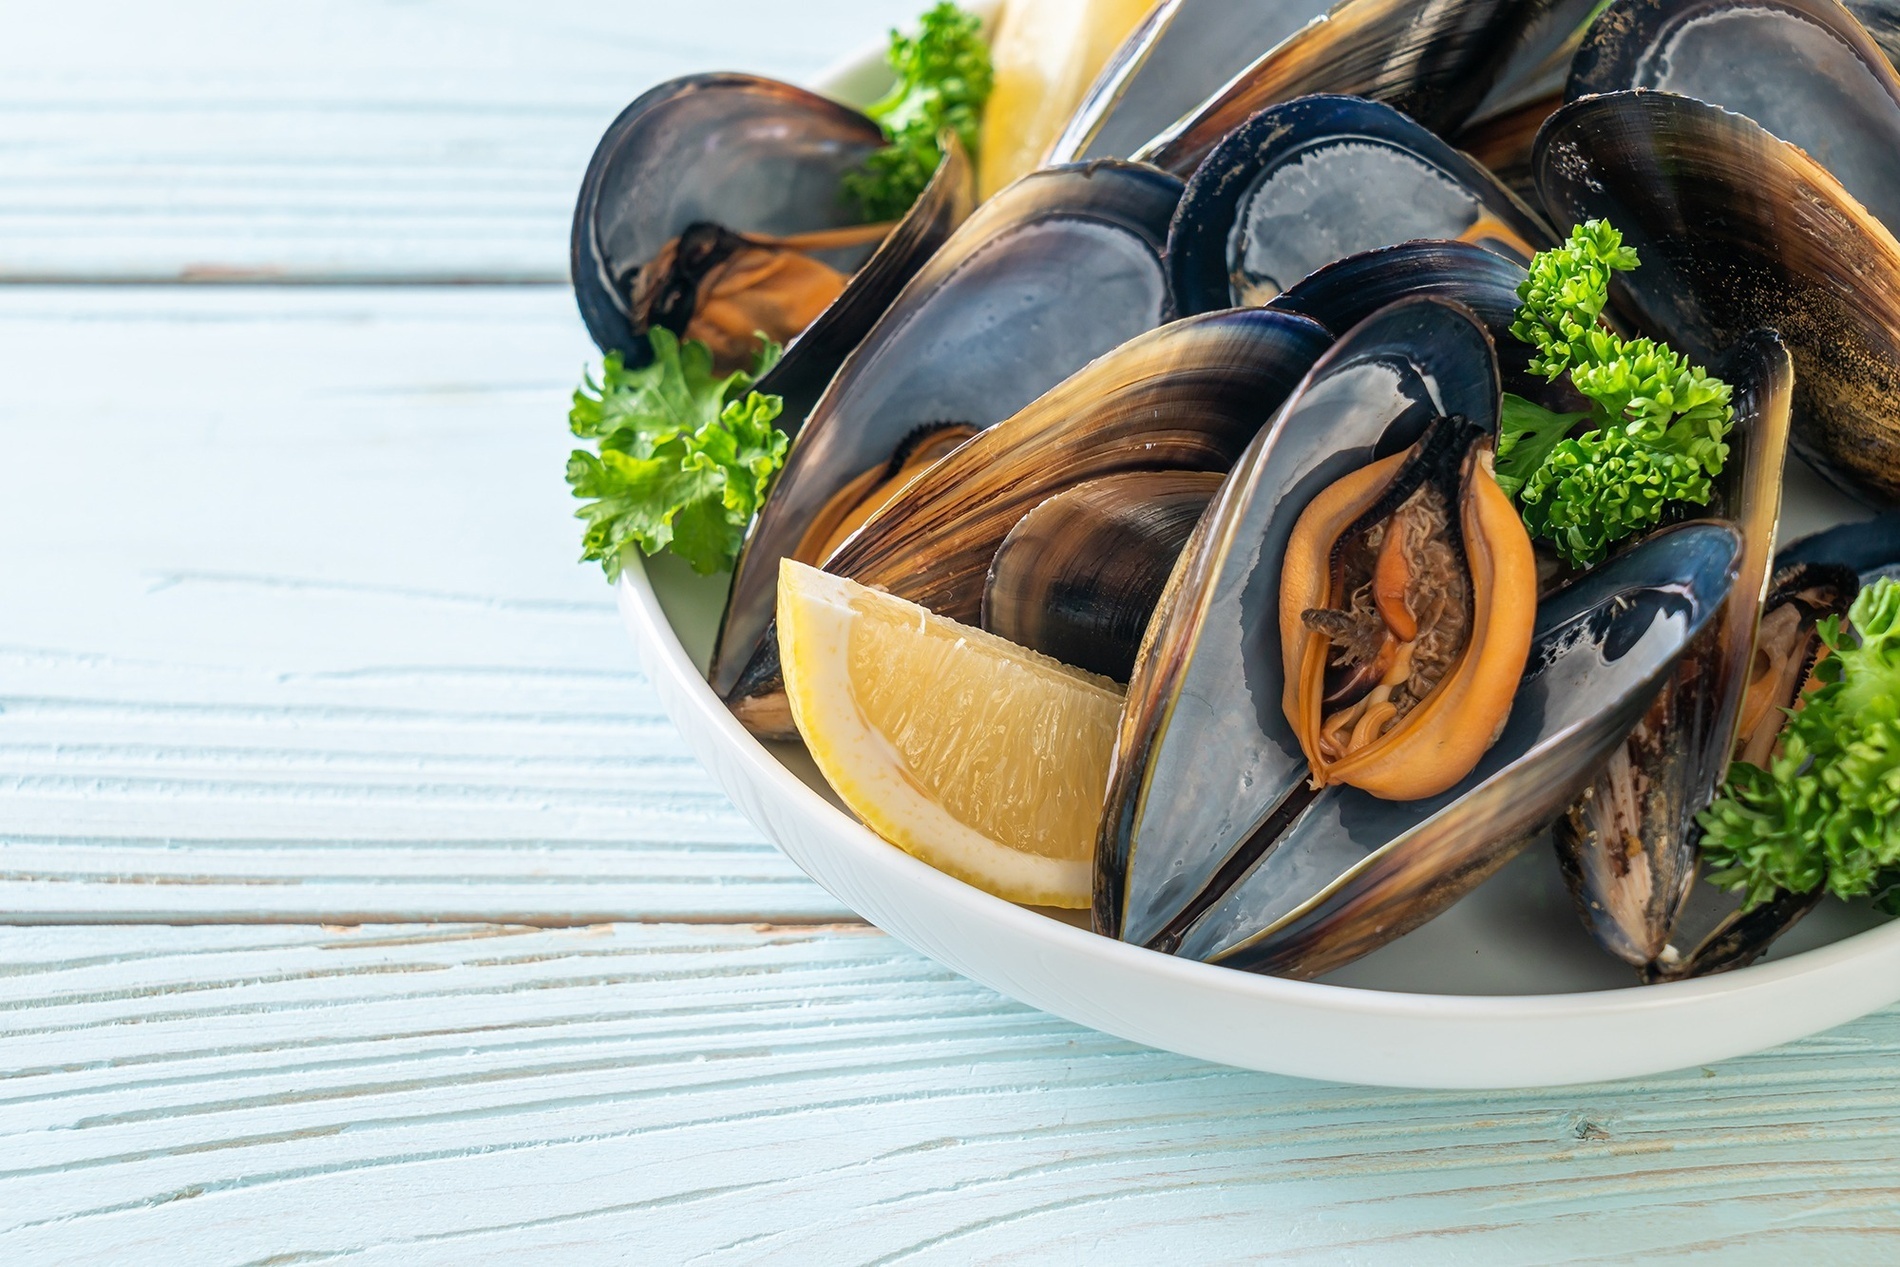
(0, 0, 917, 281)
(0, 286, 847, 921)
(1, 922, 1898, 1263)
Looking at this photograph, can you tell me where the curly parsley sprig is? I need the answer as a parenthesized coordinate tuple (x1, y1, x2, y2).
(1698, 578, 1900, 911)
(842, 2, 992, 221)
(567, 328, 787, 579)
(1495, 221, 1735, 568)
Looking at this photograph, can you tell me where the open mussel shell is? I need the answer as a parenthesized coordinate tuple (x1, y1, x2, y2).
(826, 308, 1333, 621)
(1648, 515, 1900, 980)
(1535, 90, 1900, 505)
(1133, 0, 1565, 176)
(1167, 96, 1556, 315)
(710, 161, 1184, 734)
(1648, 558, 1861, 979)
(1552, 331, 1794, 969)
(1048, 0, 1335, 165)
(1188, 522, 1742, 978)
(571, 76, 973, 432)
(1263, 239, 1591, 413)
(1570, 0, 1900, 238)
(982, 471, 1223, 682)
(1095, 295, 1501, 949)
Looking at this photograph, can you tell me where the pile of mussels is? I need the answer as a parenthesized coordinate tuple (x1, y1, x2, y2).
(570, 0, 1900, 982)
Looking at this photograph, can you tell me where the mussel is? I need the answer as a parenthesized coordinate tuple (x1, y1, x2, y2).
(1534, 90, 1900, 504)
(1166, 96, 1555, 316)
(1094, 294, 1741, 975)
(1133, 0, 1570, 176)
(825, 308, 1333, 620)
(1179, 521, 1741, 977)
(1265, 239, 1600, 423)
(1048, 0, 1336, 164)
(1646, 512, 1900, 979)
(711, 160, 1184, 737)
(571, 73, 973, 427)
(1280, 414, 1536, 801)
(1569, 0, 1900, 238)
(982, 471, 1224, 682)
(1552, 330, 1794, 969)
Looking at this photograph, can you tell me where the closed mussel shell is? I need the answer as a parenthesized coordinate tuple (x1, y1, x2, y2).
(1570, 0, 1900, 237)
(712, 161, 1184, 735)
(1095, 295, 1501, 950)
(1534, 90, 1900, 505)
(982, 471, 1223, 683)
(1167, 96, 1555, 315)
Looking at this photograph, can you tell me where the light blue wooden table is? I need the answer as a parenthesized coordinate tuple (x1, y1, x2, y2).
(4, 3, 1899, 1261)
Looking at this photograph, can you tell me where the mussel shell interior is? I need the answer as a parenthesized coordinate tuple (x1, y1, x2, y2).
(1098, 295, 1501, 949)
(1051, 0, 1335, 164)
(1533, 89, 1900, 505)
(572, 73, 885, 360)
(1167, 95, 1554, 314)
(710, 161, 1184, 702)
(1185, 521, 1743, 977)
(1570, 0, 1900, 237)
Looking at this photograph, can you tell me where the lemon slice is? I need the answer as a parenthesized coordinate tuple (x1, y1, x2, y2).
(777, 559, 1124, 907)
(977, 0, 1156, 199)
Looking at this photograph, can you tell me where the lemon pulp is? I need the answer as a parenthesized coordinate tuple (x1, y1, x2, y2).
(977, 0, 1156, 199)
(777, 559, 1124, 907)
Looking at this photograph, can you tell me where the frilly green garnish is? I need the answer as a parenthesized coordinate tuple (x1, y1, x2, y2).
(1497, 220, 1734, 568)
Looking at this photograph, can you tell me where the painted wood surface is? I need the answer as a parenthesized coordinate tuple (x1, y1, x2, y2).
(0, 285, 847, 923)
(3, 922, 1900, 1265)
(0, 0, 919, 282)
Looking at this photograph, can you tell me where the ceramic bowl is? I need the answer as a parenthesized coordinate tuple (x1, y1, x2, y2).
(607, 49, 1900, 1090)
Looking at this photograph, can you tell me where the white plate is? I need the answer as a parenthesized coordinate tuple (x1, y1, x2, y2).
(607, 53, 1900, 1089)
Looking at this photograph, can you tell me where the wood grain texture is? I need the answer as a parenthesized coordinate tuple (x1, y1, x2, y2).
(0, 0, 919, 282)
(0, 286, 846, 922)
(0, 922, 1896, 1265)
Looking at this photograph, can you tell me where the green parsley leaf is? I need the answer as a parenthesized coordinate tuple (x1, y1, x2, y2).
(1496, 393, 1588, 500)
(1499, 220, 1734, 568)
(1699, 577, 1900, 909)
(842, 3, 993, 221)
(567, 329, 788, 579)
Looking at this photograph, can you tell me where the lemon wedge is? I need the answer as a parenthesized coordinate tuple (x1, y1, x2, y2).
(777, 559, 1124, 907)
(977, 0, 1156, 199)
